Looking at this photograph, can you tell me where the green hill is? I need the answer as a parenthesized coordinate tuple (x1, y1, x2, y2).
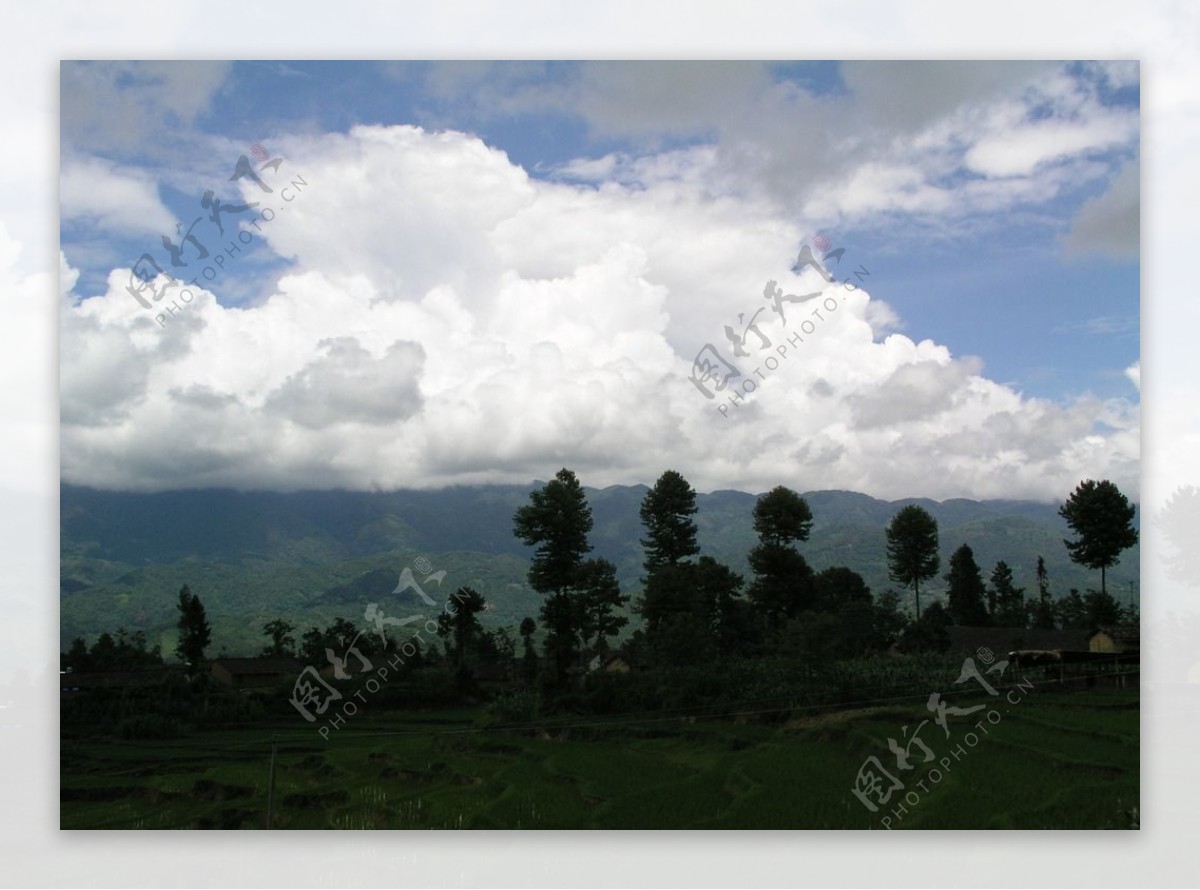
(59, 483, 1139, 655)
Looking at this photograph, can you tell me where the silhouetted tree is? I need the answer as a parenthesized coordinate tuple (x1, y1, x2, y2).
(747, 487, 815, 630)
(873, 589, 907, 650)
(175, 585, 211, 674)
(639, 470, 700, 573)
(513, 468, 594, 683)
(1056, 589, 1088, 630)
(1059, 479, 1138, 597)
(436, 587, 488, 672)
(753, 486, 814, 546)
(945, 544, 990, 626)
(813, 566, 872, 614)
(988, 561, 1026, 627)
(1030, 556, 1057, 629)
(1084, 588, 1124, 628)
(900, 600, 952, 653)
(638, 557, 744, 664)
(300, 617, 371, 669)
(885, 505, 939, 620)
(514, 468, 594, 597)
(519, 616, 538, 683)
(576, 558, 628, 655)
(261, 619, 296, 657)
(63, 629, 162, 672)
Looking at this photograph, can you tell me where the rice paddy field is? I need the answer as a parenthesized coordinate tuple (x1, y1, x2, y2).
(60, 685, 1138, 829)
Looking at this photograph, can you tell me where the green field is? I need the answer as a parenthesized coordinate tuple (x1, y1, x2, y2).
(60, 687, 1138, 830)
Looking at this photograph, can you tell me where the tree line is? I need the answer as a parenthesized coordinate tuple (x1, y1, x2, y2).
(62, 474, 1137, 704)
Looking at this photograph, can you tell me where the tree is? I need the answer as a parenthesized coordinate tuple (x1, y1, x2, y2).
(747, 487, 816, 631)
(812, 566, 872, 614)
(1030, 556, 1056, 629)
(513, 469, 595, 684)
(1058, 479, 1139, 597)
(436, 587, 487, 672)
(540, 590, 582, 685)
(944, 544, 990, 626)
(1084, 588, 1124, 628)
(261, 619, 296, 657)
(175, 585, 211, 673)
(885, 505, 939, 620)
(513, 468, 594, 597)
(899, 600, 952, 653)
(872, 589, 908, 650)
(300, 617, 370, 667)
(1056, 589, 1088, 630)
(576, 558, 628, 655)
(988, 561, 1026, 627)
(639, 470, 700, 573)
(747, 541, 814, 631)
(752, 486, 813, 547)
(641, 556, 746, 665)
(64, 629, 162, 672)
(519, 617, 538, 683)
(62, 637, 89, 673)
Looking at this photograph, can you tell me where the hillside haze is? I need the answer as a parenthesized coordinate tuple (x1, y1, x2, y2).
(60, 483, 1140, 654)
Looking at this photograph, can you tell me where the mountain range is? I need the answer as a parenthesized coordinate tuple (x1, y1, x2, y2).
(59, 482, 1140, 655)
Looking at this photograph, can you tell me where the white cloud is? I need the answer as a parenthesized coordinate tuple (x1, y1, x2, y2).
(1126, 360, 1141, 391)
(964, 112, 1137, 178)
(60, 155, 176, 236)
(61, 124, 1139, 502)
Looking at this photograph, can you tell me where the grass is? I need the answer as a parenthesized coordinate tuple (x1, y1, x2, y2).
(60, 688, 1138, 829)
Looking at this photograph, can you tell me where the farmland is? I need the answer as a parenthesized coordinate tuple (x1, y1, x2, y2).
(60, 686, 1138, 830)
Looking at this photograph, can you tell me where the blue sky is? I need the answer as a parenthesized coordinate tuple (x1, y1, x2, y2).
(59, 61, 1140, 500)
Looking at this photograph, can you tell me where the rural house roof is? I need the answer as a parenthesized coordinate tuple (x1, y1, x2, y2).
(946, 626, 1096, 654)
(211, 656, 305, 675)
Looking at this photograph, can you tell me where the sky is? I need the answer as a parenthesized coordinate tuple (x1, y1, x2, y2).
(58, 60, 1141, 502)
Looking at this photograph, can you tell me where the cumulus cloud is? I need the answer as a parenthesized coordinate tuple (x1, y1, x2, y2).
(485, 60, 1138, 247)
(263, 337, 425, 428)
(61, 124, 1139, 502)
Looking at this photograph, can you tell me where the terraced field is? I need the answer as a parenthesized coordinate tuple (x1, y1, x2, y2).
(60, 687, 1138, 829)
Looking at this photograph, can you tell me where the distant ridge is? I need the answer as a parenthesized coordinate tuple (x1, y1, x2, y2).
(60, 483, 1140, 654)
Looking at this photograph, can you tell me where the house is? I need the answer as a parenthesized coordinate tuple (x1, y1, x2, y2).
(946, 626, 1094, 657)
(211, 656, 305, 689)
(586, 653, 631, 675)
(946, 625, 1138, 686)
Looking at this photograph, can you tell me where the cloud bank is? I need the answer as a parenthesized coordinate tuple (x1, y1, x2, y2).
(60, 123, 1139, 501)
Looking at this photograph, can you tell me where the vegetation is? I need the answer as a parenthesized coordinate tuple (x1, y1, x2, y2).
(175, 585, 211, 674)
(945, 544, 989, 626)
(60, 688, 1138, 829)
(1059, 479, 1139, 596)
(885, 505, 940, 619)
(61, 472, 1141, 830)
(747, 487, 817, 632)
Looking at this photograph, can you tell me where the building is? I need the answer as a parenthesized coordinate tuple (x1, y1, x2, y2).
(210, 656, 305, 689)
(946, 625, 1139, 687)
